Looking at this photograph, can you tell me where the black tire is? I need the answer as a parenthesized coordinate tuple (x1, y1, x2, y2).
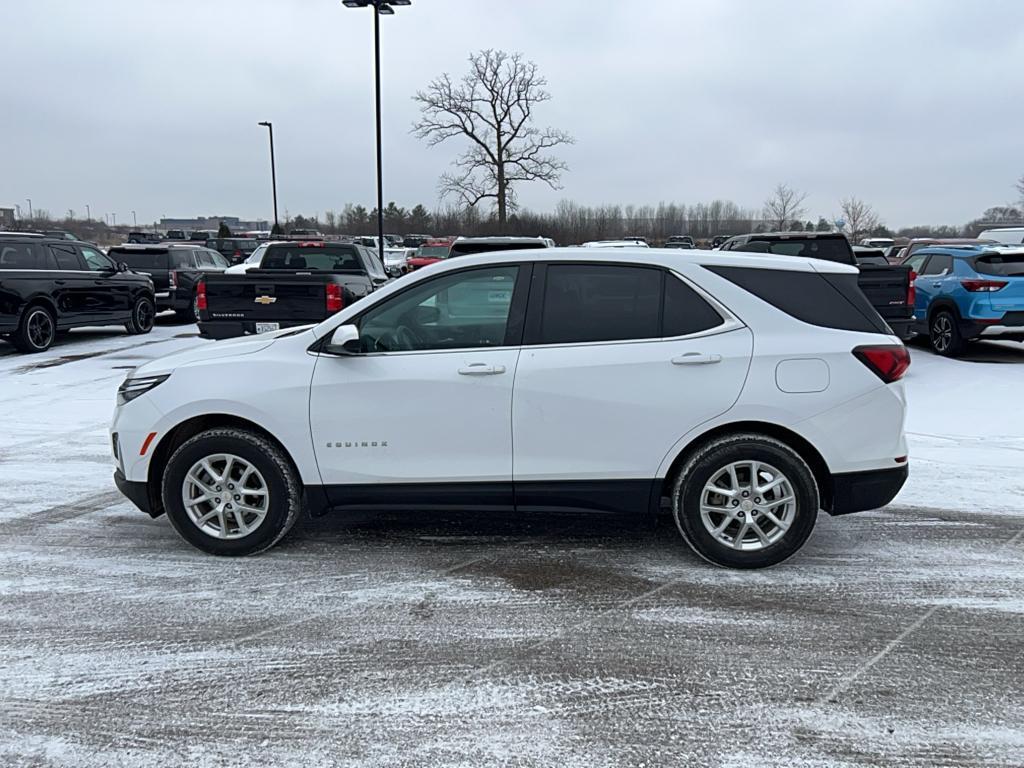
(928, 308, 965, 357)
(125, 295, 156, 335)
(173, 294, 198, 324)
(161, 428, 302, 556)
(671, 433, 819, 569)
(12, 305, 56, 353)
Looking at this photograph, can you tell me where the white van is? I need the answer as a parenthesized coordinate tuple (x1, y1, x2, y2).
(978, 227, 1024, 245)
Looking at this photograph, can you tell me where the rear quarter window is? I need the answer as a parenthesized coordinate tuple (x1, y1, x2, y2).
(706, 266, 890, 334)
(0, 242, 52, 269)
(973, 254, 1024, 277)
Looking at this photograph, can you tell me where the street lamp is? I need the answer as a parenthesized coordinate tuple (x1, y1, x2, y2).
(86, 204, 91, 221)
(131, 210, 137, 228)
(342, 0, 410, 267)
(257, 121, 279, 233)
(26, 198, 33, 220)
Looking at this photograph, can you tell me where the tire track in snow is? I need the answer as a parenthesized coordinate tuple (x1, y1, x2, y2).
(0, 489, 125, 531)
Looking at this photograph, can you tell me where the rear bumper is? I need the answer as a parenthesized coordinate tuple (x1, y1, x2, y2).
(114, 469, 154, 516)
(198, 319, 314, 340)
(885, 317, 914, 340)
(829, 464, 908, 515)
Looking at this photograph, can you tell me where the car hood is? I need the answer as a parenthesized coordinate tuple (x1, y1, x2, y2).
(132, 332, 290, 376)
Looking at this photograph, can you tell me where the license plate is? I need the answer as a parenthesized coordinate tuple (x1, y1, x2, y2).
(255, 322, 280, 334)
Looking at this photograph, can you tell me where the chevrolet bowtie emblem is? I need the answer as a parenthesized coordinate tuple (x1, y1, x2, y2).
(254, 295, 277, 305)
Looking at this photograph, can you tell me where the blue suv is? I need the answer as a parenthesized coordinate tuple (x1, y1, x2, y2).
(903, 245, 1024, 355)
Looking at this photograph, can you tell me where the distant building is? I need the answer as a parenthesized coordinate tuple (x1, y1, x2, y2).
(0, 207, 15, 228)
(159, 215, 270, 232)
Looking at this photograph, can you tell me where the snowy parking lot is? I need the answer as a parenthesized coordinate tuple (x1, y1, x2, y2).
(1, 322, 1023, 767)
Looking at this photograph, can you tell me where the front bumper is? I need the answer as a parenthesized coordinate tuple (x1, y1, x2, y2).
(114, 469, 154, 516)
(829, 464, 908, 515)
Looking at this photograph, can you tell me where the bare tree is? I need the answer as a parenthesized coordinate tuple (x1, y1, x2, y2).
(840, 196, 880, 243)
(1017, 173, 1024, 205)
(762, 183, 808, 230)
(413, 49, 575, 227)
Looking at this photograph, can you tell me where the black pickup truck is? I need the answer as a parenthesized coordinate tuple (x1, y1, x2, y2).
(719, 232, 913, 339)
(198, 242, 389, 339)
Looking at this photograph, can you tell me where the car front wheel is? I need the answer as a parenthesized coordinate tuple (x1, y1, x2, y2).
(161, 428, 302, 556)
(672, 434, 819, 569)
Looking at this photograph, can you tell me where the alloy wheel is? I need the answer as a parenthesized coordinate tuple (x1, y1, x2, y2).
(931, 314, 952, 352)
(27, 310, 54, 350)
(181, 454, 270, 539)
(699, 460, 796, 551)
(137, 300, 155, 332)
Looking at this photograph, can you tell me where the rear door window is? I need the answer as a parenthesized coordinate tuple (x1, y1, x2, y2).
(536, 264, 662, 344)
(921, 253, 953, 276)
(50, 244, 83, 270)
(662, 274, 724, 336)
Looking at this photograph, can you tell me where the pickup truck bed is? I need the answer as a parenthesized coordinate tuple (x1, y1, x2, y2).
(197, 243, 388, 339)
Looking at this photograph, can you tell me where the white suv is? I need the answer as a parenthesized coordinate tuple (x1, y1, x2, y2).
(111, 248, 909, 568)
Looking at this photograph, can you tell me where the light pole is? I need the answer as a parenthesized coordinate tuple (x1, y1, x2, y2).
(342, 0, 410, 266)
(111, 213, 117, 227)
(131, 210, 137, 228)
(257, 121, 279, 233)
(26, 198, 33, 220)
(86, 204, 91, 221)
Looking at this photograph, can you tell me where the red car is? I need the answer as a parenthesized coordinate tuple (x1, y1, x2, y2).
(407, 239, 453, 270)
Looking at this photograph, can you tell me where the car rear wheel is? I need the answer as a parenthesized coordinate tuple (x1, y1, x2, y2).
(672, 434, 819, 569)
(929, 309, 965, 356)
(12, 305, 56, 353)
(125, 296, 156, 335)
(161, 428, 302, 556)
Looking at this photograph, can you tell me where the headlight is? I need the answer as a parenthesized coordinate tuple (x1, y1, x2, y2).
(117, 374, 170, 405)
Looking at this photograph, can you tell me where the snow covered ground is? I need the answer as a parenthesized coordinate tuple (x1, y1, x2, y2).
(1, 323, 1022, 767)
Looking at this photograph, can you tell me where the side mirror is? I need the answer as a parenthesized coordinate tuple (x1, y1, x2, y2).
(324, 324, 361, 355)
(117, 261, 130, 273)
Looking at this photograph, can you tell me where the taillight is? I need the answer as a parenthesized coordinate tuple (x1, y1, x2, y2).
(233, 249, 241, 259)
(960, 279, 1007, 292)
(196, 279, 207, 311)
(325, 283, 343, 313)
(853, 344, 910, 383)
(169, 270, 178, 289)
(906, 270, 915, 308)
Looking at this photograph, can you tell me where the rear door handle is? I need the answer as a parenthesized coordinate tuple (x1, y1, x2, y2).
(671, 352, 722, 365)
(458, 363, 506, 376)
(54, 280, 66, 285)
(931, 282, 942, 288)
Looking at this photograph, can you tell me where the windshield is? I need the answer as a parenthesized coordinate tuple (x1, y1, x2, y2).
(974, 254, 1024, 277)
(416, 245, 451, 258)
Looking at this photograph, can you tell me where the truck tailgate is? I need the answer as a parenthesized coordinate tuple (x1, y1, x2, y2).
(857, 265, 912, 326)
(203, 272, 330, 323)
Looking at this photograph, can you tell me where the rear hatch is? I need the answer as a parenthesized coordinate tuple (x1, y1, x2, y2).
(974, 252, 1024, 319)
(110, 248, 171, 292)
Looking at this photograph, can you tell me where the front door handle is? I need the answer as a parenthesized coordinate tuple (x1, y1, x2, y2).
(458, 363, 506, 376)
(671, 352, 722, 365)
(931, 282, 942, 288)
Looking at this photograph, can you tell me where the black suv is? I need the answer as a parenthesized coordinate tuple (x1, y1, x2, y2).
(0, 235, 156, 353)
(204, 237, 259, 265)
(107, 243, 229, 322)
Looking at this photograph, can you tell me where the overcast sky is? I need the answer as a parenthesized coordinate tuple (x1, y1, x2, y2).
(2, 0, 1022, 228)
